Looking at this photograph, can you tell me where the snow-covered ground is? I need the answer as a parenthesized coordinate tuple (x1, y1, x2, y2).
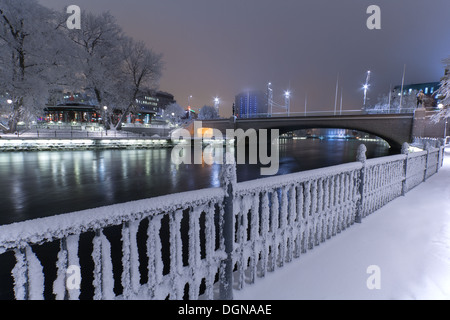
(235, 148, 450, 300)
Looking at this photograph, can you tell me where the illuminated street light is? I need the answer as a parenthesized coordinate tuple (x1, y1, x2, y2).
(363, 70, 371, 109)
(6, 99, 13, 104)
(284, 91, 291, 117)
(438, 103, 444, 109)
(214, 97, 220, 114)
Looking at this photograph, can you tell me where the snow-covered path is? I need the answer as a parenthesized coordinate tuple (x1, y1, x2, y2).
(235, 149, 450, 300)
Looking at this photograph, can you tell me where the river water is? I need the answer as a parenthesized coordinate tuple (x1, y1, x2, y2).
(0, 138, 392, 226)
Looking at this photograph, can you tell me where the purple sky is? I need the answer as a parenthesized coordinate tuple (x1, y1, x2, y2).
(39, 0, 450, 117)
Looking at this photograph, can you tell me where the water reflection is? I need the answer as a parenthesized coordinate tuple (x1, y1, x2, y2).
(0, 139, 391, 225)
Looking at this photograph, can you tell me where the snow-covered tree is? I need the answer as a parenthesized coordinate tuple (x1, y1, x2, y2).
(164, 103, 185, 124)
(198, 105, 219, 120)
(0, 0, 73, 132)
(63, 10, 124, 128)
(432, 57, 450, 122)
(366, 89, 418, 114)
(112, 37, 163, 130)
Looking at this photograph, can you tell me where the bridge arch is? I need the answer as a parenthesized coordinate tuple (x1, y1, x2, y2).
(275, 125, 397, 149)
(231, 114, 415, 151)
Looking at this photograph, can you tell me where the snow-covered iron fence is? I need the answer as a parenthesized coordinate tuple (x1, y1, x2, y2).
(0, 144, 445, 300)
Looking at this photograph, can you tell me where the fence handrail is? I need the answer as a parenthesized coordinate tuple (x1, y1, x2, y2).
(0, 187, 225, 254)
(235, 161, 362, 194)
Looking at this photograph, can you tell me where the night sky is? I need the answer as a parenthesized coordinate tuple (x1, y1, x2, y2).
(38, 0, 450, 117)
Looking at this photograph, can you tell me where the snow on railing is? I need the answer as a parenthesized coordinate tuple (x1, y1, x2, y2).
(0, 144, 445, 300)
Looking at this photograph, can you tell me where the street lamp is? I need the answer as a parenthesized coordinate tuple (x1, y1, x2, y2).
(103, 106, 109, 130)
(284, 91, 291, 117)
(363, 70, 371, 110)
(6, 99, 13, 104)
(214, 97, 220, 115)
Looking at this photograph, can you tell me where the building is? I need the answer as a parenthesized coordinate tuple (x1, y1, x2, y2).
(134, 91, 176, 123)
(235, 90, 268, 118)
(42, 90, 177, 125)
(393, 82, 441, 109)
(394, 82, 440, 97)
(43, 91, 100, 124)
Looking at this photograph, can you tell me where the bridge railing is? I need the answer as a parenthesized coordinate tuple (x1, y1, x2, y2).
(0, 145, 445, 300)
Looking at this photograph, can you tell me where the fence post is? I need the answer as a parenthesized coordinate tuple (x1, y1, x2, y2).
(355, 144, 366, 223)
(401, 142, 409, 196)
(219, 152, 236, 300)
(424, 142, 430, 182)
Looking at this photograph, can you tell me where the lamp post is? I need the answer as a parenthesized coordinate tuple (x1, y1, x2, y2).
(214, 97, 220, 115)
(363, 70, 371, 110)
(284, 91, 291, 117)
(103, 106, 109, 131)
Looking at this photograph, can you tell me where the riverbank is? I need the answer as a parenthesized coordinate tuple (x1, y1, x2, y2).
(0, 137, 173, 152)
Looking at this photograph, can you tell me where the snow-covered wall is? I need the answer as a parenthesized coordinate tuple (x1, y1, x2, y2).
(0, 146, 444, 300)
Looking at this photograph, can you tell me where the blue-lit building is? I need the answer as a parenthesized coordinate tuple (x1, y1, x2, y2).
(393, 82, 441, 109)
(235, 90, 268, 118)
(393, 82, 441, 96)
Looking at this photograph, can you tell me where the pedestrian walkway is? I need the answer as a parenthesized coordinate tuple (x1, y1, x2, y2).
(235, 149, 450, 300)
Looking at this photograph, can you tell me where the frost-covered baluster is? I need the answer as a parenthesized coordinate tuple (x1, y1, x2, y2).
(302, 181, 311, 253)
(234, 197, 244, 289)
(356, 144, 366, 223)
(349, 170, 357, 224)
(286, 185, 296, 262)
(12, 248, 28, 300)
(248, 193, 260, 284)
(338, 174, 346, 231)
(270, 191, 279, 271)
(334, 174, 341, 233)
(279, 186, 288, 267)
(238, 195, 252, 289)
(53, 235, 81, 300)
(169, 210, 184, 300)
(188, 206, 203, 299)
(342, 173, 350, 228)
(53, 239, 68, 301)
(219, 157, 236, 300)
(204, 203, 216, 300)
(295, 184, 304, 257)
(316, 178, 324, 245)
(92, 229, 114, 300)
(329, 176, 337, 237)
(309, 180, 317, 249)
(121, 220, 140, 299)
(260, 191, 270, 277)
(322, 178, 330, 240)
(147, 216, 163, 299)
(12, 246, 45, 300)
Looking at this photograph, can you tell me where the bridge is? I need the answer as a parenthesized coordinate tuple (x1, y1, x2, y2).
(194, 110, 447, 151)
